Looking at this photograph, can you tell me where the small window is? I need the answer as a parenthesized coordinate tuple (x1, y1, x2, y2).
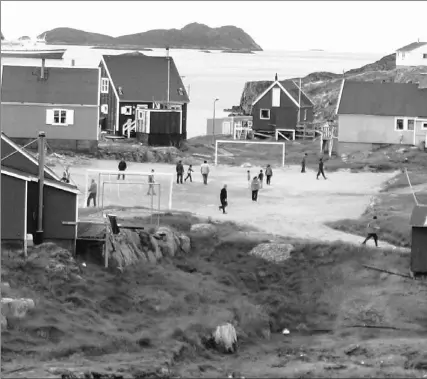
(260, 109, 270, 120)
(407, 119, 415, 131)
(304, 109, 307, 121)
(101, 78, 109, 93)
(121, 106, 132, 115)
(272, 87, 281, 107)
(101, 104, 108, 114)
(395, 118, 404, 130)
(422, 122, 427, 130)
(46, 109, 74, 126)
(423, 54, 427, 59)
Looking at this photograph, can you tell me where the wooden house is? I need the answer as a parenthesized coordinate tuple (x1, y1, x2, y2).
(409, 205, 427, 275)
(250, 75, 314, 135)
(1, 63, 100, 153)
(99, 53, 190, 146)
(336, 80, 427, 154)
(1, 133, 79, 252)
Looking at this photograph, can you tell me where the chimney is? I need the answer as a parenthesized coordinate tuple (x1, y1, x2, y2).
(275, 73, 278, 81)
(41, 58, 45, 79)
(71, 59, 75, 67)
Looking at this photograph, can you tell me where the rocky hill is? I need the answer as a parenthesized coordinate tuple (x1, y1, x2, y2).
(39, 23, 263, 51)
(238, 53, 427, 121)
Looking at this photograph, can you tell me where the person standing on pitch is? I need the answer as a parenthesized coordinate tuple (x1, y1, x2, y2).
(362, 216, 380, 247)
(87, 179, 97, 207)
(176, 160, 184, 184)
(258, 169, 264, 188)
(301, 153, 308, 173)
(265, 164, 273, 185)
(185, 164, 194, 182)
(316, 157, 327, 180)
(247, 170, 251, 188)
(118, 158, 127, 180)
(147, 169, 156, 196)
(251, 176, 260, 202)
(201, 160, 210, 185)
(218, 184, 228, 214)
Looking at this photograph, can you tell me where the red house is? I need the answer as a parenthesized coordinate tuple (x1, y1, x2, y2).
(1, 64, 100, 153)
(1, 133, 79, 252)
(99, 52, 190, 146)
(250, 75, 314, 134)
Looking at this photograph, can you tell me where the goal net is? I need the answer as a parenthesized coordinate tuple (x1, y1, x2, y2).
(84, 170, 174, 213)
(214, 140, 286, 167)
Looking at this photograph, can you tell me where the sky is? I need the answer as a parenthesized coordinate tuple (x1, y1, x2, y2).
(1, 1, 427, 53)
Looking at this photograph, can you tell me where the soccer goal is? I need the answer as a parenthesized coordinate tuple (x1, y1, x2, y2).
(214, 140, 286, 167)
(84, 169, 174, 213)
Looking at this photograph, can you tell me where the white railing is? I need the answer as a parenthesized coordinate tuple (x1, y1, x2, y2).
(234, 126, 252, 140)
(122, 119, 136, 138)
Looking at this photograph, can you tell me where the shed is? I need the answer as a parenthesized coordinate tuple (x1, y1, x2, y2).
(409, 205, 427, 274)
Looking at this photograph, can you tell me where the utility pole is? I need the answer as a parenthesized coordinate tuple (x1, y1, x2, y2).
(35, 131, 45, 245)
(166, 47, 170, 109)
(213, 98, 219, 145)
(297, 78, 302, 123)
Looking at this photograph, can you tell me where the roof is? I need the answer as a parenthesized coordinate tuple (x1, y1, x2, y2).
(396, 42, 427, 52)
(1, 65, 99, 105)
(410, 205, 427, 227)
(1, 132, 60, 181)
(252, 80, 314, 108)
(102, 54, 190, 103)
(1, 166, 80, 194)
(336, 81, 427, 118)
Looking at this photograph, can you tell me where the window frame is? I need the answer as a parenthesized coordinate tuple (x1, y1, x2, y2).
(101, 104, 108, 114)
(407, 118, 415, 131)
(52, 109, 68, 126)
(100, 78, 109, 94)
(260, 109, 271, 120)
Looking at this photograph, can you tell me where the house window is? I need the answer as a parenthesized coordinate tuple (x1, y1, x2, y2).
(46, 109, 74, 126)
(260, 109, 270, 120)
(121, 106, 132, 115)
(423, 54, 427, 59)
(101, 78, 109, 93)
(101, 104, 108, 114)
(407, 119, 415, 131)
(395, 118, 405, 130)
(272, 87, 281, 107)
(422, 122, 427, 130)
(304, 109, 307, 121)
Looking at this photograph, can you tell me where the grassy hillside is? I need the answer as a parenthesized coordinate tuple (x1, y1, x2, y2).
(39, 23, 263, 51)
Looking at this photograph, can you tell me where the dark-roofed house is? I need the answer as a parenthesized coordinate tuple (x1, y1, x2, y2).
(336, 80, 427, 153)
(1, 133, 79, 253)
(409, 205, 427, 275)
(1, 64, 100, 153)
(396, 41, 427, 67)
(250, 76, 314, 134)
(99, 53, 190, 146)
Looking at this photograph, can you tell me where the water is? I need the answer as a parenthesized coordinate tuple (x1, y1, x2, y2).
(1, 46, 384, 138)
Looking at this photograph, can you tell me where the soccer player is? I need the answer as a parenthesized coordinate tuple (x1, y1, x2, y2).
(265, 165, 273, 185)
(362, 216, 380, 247)
(147, 169, 156, 196)
(218, 184, 228, 214)
(184, 165, 194, 182)
(316, 157, 327, 180)
(118, 158, 127, 180)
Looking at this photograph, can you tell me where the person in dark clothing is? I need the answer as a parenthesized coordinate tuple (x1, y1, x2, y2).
(184, 165, 194, 182)
(218, 184, 228, 214)
(147, 169, 156, 196)
(87, 179, 97, 207)
(362, 216, 380, 247)
(176, 160, 184, 184)
(118, 158, 127, 180)
(251, 176, 260, 201)
(258, 169, 264, 188)
(301, 153, 307, 173)
(316, 157, 327, 180)
(265, 165, 273, 185)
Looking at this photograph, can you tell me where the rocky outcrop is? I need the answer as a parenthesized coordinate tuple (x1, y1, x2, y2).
(190, 223, 217, 237)
(213, 323, 238, 353)
(107, 227, 191, 269)
(1, 297, 36, 331)
(249, 243, 294, 263)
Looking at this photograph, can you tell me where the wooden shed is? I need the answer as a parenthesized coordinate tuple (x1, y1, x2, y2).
(409, 205, 427, 274)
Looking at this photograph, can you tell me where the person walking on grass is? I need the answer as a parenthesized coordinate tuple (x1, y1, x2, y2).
(265, 164, 273, 185)
(247, 170, 251, 188)
(201, 160, 210, 185)
(87, 179, 97, 207)
(258, 169, 264, 188)
(147, 169, 156, 196)
(316, 157, 327, 180)
(362, 216, 380, 247)
(218, 184, 228, 214)
(61, 166, 70, 184)
(301, 153, 307, 173)
(251, 176, 260, 202)
(185, 164, 194, 182)
(176, 160, 184, 184)
(118, 158, 127, 180)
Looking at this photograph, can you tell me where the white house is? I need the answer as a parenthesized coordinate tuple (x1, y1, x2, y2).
(396, 42, 427, 67)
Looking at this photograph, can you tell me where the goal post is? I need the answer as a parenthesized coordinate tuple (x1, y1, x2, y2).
(84, 169, 174, 210)
(214, 140, 286, 167)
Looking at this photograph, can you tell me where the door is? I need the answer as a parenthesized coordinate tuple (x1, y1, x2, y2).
(136, 108, 149, 134)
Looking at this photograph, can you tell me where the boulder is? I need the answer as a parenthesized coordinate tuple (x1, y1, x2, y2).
(155, 226, 180, 257)
(179, 234, 191, 254)
(190, 223, 217, 237)
(1, 297, 35, 319)
(249, 243, 294, 263)
(213, 323, 238, 353)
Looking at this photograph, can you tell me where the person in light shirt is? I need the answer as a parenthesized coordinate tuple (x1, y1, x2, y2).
(200, 160, 210, 185)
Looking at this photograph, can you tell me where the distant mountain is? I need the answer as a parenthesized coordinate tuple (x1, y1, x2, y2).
(18, 36, 31, 41)
(38, 23, 263, 51)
